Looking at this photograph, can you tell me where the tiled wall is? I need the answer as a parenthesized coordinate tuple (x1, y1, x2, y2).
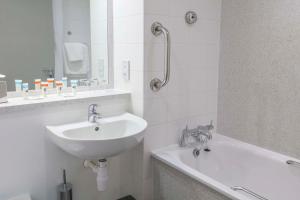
(113, 0, 144, 117)
(143, 0, 222, 199)
(113, 0, 144, 198)
(218, 0, 300, 160)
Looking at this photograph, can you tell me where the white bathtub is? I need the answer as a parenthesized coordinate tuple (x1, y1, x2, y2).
(152, 134, 300, 200)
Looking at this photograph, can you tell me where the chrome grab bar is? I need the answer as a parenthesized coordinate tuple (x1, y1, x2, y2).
(150, 22, 171, 92)
(231, 186, 268, 200)
(287, 160, 300, 166)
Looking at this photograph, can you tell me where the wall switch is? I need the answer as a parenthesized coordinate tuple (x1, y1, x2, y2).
(122, 61, 130, 81)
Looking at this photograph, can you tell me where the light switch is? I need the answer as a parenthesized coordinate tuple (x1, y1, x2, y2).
(122, 61, 130, 81)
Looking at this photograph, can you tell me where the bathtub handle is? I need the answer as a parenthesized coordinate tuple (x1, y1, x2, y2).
(287, 160, 300, 166)
(231, 186, 269, 200)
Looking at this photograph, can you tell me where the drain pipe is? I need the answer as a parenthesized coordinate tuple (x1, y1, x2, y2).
(83, 159, 108, 191)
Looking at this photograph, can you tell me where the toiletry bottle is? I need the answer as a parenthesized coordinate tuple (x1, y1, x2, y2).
(34, 79, 41, 90)
(22, 83, 29, 99)
(0, 74, 8, 104)
(56, 81, 63, 96)
(15, 80, 22, 92)
(70, 80, 78, 96)
(41, 82, 48, 98)
(62, 77, 68, 88)
(47, 78, 55, 89)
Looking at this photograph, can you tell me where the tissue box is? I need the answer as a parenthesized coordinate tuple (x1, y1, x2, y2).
(0, 81, 7, 103)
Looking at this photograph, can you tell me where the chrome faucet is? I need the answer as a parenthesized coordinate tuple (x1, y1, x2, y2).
(179, 121, 214, 148)
(88, 104, 101, 123)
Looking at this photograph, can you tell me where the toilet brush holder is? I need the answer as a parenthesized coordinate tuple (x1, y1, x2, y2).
(57, 169, 72, 200)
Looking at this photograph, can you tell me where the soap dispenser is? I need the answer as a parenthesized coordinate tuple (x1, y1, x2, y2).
(0, 74, 7, 103)
(57, 169, 72, 200)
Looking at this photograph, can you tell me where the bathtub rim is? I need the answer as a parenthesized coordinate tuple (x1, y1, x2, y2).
(151, 133, 300, 200)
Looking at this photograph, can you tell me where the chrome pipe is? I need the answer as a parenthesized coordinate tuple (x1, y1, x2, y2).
(231, 186, 268, 200)
(150, 22, 171, 92)
(287, 160, 300, 166)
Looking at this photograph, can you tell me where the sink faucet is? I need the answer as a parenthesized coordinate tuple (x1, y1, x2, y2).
(179, 121, 214, 148)
(88, 104, 101, 123)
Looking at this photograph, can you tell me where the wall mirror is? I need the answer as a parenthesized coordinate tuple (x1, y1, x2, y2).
(0, 0, 111, 91)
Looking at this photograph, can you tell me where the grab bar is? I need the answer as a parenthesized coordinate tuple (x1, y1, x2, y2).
(287, 160, 300, 166)
(231, 186, 268, 200)
(150, 22, 171, 92)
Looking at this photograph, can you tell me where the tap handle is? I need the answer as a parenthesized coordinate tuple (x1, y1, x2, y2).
(89, 104, 98, 113)
(208, 120, 214, 130)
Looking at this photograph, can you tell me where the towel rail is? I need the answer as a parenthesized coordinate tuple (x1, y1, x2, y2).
(150, 22, 171, 92)
(231, 186, 268, 200)
(287, 160, 300, 167)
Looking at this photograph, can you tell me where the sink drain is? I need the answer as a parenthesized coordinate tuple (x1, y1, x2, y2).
(95, 127, 100, 131)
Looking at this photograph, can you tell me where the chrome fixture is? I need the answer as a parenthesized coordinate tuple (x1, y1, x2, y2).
(88, 104, 101, 123)
(179, 121, 214, 148)
(231, 186, 268, 200)
(57, 169, 72, 200)
(193, 148, 201, 158)
(150, 22, 171, 92)
(185, 11, 197, 24)
(286, 160, 300, 167)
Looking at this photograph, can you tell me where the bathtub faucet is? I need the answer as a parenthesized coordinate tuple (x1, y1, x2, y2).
(197, 120, 214, 140)
(179, 121, 214, 148)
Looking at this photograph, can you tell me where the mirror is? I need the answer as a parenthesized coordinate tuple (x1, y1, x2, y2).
(0, 0, 110, 91)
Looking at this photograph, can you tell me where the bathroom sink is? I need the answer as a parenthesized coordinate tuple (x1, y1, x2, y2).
(46, 113, 147, 159)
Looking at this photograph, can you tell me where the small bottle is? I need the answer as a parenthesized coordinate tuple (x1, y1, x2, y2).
(70, 80, 78, 96)
(62, 77, 68, 88)
(47, 78, 55, 89)
(56, 81, 63, 96)
(15, 80, 22, 92)
(22, 83, 29, 99)
(41, 82, 48, 98)
(34, 79, 41, 90)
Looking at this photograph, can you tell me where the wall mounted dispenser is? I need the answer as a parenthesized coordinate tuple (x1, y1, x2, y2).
(0, 74, 8, 104)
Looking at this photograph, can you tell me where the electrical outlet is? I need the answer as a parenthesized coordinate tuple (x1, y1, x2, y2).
(122, 61, 130, 81)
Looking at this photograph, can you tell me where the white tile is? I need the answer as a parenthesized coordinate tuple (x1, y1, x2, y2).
(191, 0, 222, 20)
(166, 95, 188, 122)
(113, 0, 143, 18)
(187, 67, 219, 94)
(144, 97, 168, 125)
(188, 91, 218, 116)
(144, 43, 165, 72)
(167, 119, 189, 145)
(114, 44, 144, 71)
(144, 0, 169, 15)
(114, 15, 143, 44)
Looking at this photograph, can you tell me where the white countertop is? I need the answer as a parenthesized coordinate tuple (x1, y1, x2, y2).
(0, 89, 130, 111)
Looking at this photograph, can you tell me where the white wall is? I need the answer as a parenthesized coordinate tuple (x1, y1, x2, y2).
(0, 95, 130, 200)
(143, 0, 222, 199)
(113, 0, 144, 198)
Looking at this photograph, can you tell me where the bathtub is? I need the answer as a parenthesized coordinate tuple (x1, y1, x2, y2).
(152, 134, 300, 200)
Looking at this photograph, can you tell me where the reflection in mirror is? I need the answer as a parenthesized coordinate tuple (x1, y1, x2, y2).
(0, 0, 110, 91)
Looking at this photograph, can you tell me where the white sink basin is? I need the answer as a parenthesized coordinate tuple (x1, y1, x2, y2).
(46, 113, 147, 159)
